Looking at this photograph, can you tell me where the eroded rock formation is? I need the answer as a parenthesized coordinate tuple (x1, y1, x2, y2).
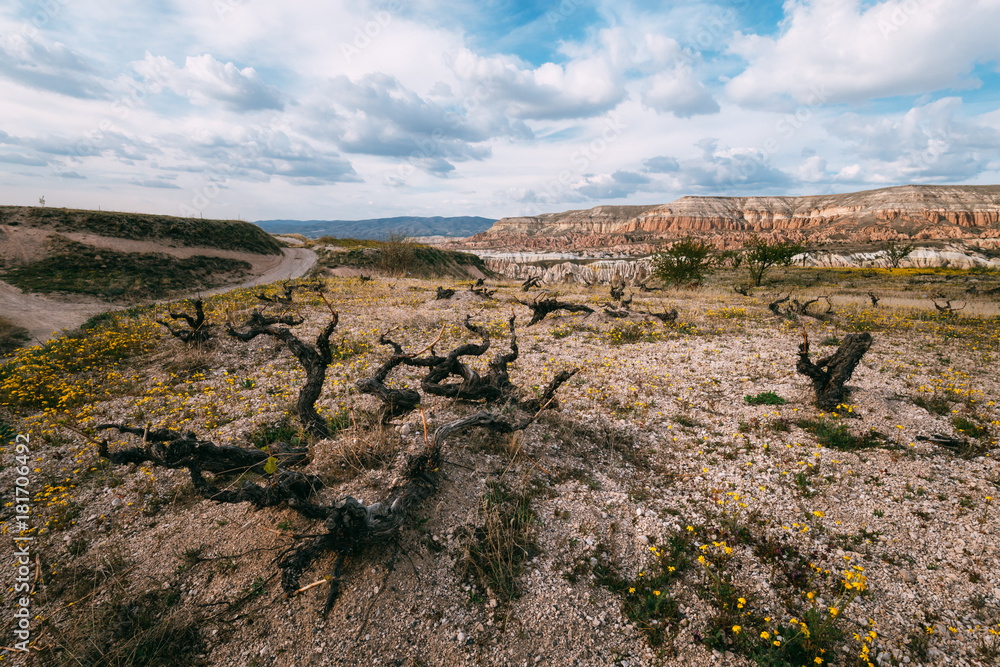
(450, 185, 1000, 254)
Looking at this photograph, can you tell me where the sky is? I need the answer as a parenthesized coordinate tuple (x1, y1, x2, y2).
(2, 0, 1000, 222)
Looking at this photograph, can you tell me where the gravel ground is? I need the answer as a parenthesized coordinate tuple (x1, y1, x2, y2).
(1, 277, 997, 667)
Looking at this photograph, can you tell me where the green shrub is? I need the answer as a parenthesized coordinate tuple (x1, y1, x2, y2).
(745, 391, 786, 406)
(652, 237, 717, 286)
(744, 235, 804, 286)
(953, 415, 989, 440)
(796, 418, 884, 450)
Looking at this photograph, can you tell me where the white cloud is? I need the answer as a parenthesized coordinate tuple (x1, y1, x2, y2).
(826, 97, 1000, 182)
(0, 31, 107, 98)
(726, 0, 1000, 107)
(642, 67, 720, 118)
(133, 52, 284, 112)
(447, 48, 626, 120)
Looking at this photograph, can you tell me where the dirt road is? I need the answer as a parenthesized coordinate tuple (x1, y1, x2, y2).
(1, 248, 316, 347)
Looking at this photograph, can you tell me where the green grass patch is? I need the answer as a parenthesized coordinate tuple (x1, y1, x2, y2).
(953, 415, 990, 440)
(796, 418, 885, 450)
(15, 205, 280, 254)
(2, 238, 252, 300)
(745, 391, 786, 406)
(595, 532, 693, 647)
(314, 236, 489, 278)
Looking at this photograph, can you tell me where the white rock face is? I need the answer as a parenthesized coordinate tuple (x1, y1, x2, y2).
(796, 246, 1000, 270)
(486, 258, 654, 285)
(486, 245, 999, 285)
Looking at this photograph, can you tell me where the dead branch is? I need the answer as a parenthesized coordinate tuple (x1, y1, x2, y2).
(257, 282, 300, 305)
(768, 295, 792, 318)
(435, 287, 455, 300)
(734, 284, 751, 296)
(420, 316, 509, 402)
(355, 333, 441, 422)
(521, 276, 542, 291)
(602, 306, 629, 318)
(247, 309, 304, 328)
(228, 313, 339, 438)
(769, 295, 833, 321)
(867, 292, 880, 307)
(96, 424, 321, 510)
(469, 281, 495, 299)
(157, 298, 212, 343)
(796, 330, 873, 410)
(933, 299, 966, 315)
(517, 295, 595, 327)
(645, 308, 678, 323)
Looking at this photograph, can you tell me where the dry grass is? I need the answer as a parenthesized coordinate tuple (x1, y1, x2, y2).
(461, 480, 537, 603)
(0, 315, 31, 355)
(329, 413, 402, 470)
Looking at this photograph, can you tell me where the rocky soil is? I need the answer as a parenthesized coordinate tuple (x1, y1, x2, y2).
(0, 275, 998, 667)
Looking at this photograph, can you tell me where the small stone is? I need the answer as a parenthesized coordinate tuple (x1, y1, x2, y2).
(457, 632, 465, 644)
(636, 507, 643, 516)
(637, 535, 649, 545)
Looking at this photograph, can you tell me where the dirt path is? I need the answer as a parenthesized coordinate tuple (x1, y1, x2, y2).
(0, 247, 316, 347)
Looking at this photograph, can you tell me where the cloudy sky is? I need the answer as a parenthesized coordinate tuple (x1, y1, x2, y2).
(2, 0, 1000, 222)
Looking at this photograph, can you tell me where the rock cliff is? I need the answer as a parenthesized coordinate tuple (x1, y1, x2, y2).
(455, 185, 1000, 253)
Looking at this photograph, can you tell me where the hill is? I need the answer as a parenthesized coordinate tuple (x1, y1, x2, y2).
(2, 206, 282, 255)
(457, 185, 1000, 253)
(256, 215, 495, 239)
(0, 206, 311, 347)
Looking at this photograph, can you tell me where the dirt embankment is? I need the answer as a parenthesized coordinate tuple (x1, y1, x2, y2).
(0, 231, 315, 346)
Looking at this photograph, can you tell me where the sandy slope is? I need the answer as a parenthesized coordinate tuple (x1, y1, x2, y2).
(0, 247, 316, 345)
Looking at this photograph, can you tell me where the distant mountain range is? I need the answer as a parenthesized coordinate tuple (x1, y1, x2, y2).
(254, 216, 495, 240)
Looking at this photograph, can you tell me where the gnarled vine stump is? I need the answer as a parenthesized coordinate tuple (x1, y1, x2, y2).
(796, 331, 873, 410)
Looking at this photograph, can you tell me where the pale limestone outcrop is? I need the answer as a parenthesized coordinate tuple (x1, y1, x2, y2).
(485, 244, 999, 286)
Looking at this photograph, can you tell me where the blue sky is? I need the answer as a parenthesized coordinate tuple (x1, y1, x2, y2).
(2, 0, 999, 221)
